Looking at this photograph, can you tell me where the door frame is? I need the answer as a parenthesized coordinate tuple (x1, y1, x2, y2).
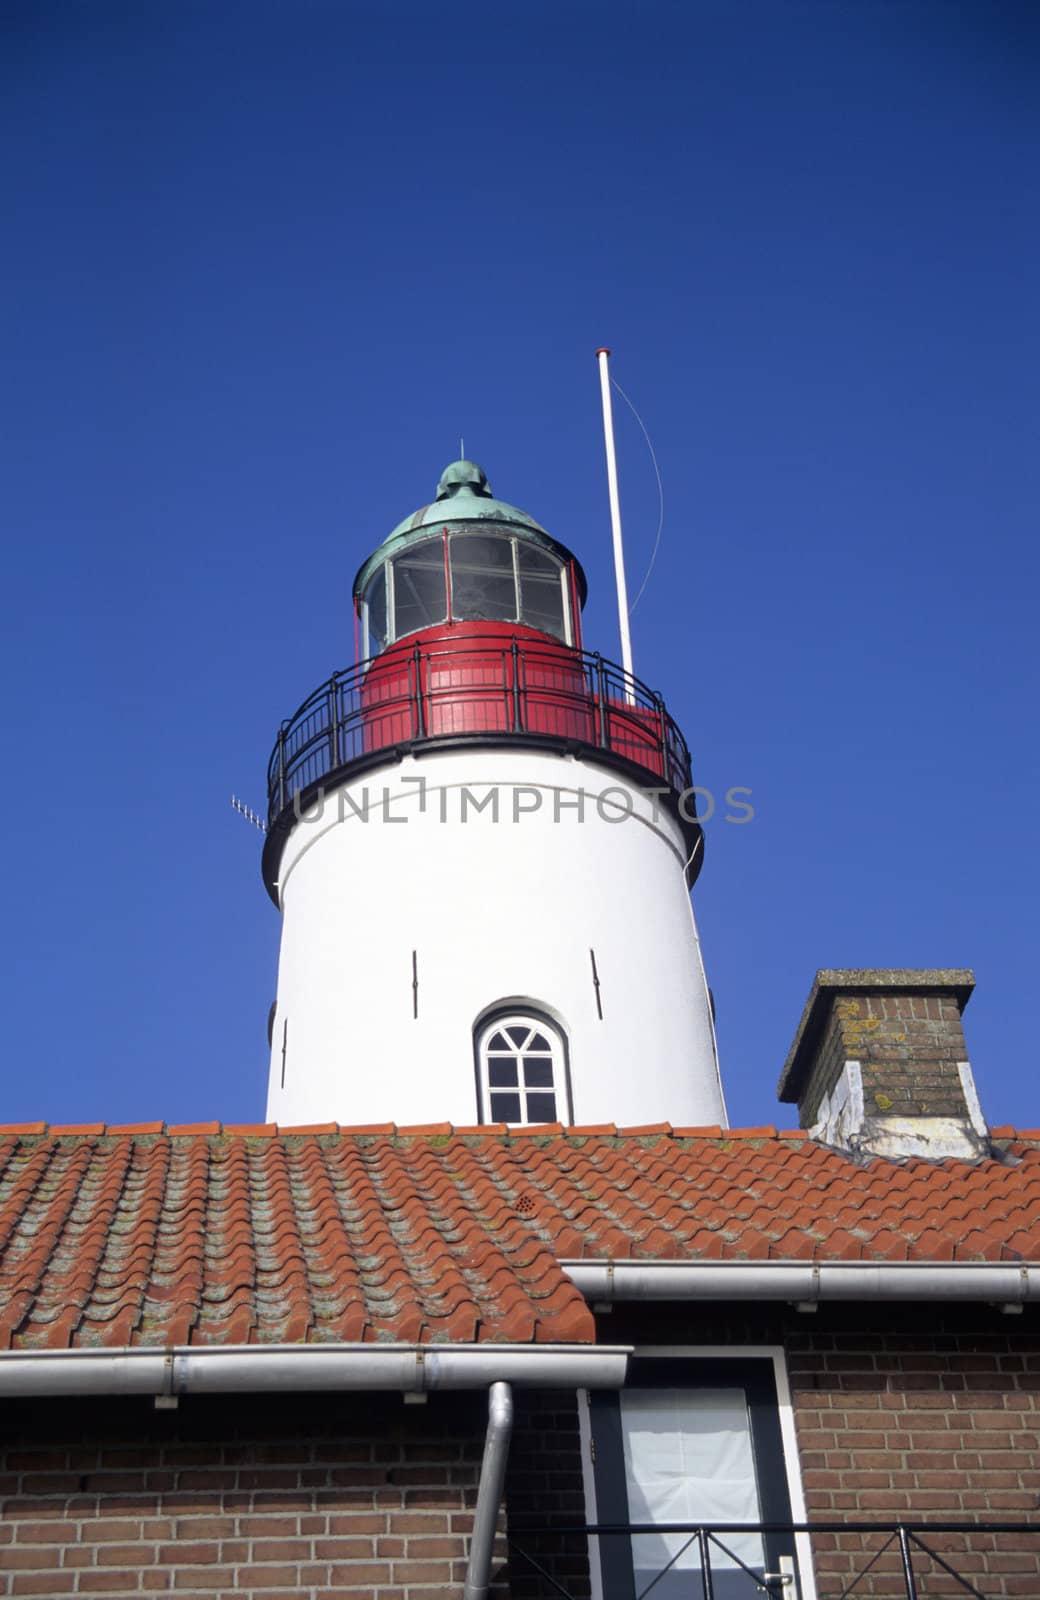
(577, 1345, 817, 1600)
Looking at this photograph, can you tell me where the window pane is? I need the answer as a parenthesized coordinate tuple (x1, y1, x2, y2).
(393, 542, 447, 638)
(449, 533, 517, 622)
(517, 543, 566, 639)
(620, 1389, 764, 1580)
(363, 566, 388, 655)
(479, 1012, 567, 1128)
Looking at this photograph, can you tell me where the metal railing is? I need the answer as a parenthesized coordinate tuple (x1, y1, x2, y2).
(265, 636, 693, 825)
(503, 1521, 1040, 1600)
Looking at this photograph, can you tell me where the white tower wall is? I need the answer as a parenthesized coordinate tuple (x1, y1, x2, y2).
(265, 747, 726, 1129)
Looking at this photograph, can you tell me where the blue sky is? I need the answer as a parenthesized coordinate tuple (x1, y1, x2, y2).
(2, 1, 1036, 1131)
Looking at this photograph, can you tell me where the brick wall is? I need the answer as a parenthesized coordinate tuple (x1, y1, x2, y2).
(2, 1310, 1039, 1598)
(788, 1307, 1040, 1598)
(796, 995, 849, 1126)
(0, 1390, 494, 1598)
(504, 1390, 589, 1598)
(797, 990, 972, 1127)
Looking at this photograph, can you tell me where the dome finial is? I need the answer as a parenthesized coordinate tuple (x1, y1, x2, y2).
(436, 458, 491, 501)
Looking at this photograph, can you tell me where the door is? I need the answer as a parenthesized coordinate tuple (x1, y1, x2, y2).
(589, 1358, 799, 1600)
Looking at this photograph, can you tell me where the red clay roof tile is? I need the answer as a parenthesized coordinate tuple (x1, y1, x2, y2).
(0, 1127, 1038, 1348)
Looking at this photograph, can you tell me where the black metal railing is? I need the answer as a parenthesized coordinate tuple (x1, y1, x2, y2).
(266, 636, 693, 825)
(504, 1521, 1040, 1600)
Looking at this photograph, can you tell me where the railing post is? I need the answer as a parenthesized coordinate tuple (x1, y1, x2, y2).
(654, 692, 669, 782)
(594, 655, 608, 750)
(328, 681, 340, 771)
(697, 1529, 715, 1600)
(897, 1526, 919, 1600)
(510, 639, 523, 732)
(277, 727, 286, 814)
(412, 645, 426, 739)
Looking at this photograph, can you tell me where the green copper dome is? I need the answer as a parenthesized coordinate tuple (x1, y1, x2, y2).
(352, 460, 587, 603)
(385, 458, 551, 540)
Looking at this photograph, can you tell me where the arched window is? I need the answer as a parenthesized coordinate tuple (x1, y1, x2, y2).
(475, 1012, 571, 1126)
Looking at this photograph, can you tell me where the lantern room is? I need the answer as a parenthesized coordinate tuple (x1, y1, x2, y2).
(352, 459, 587, 656)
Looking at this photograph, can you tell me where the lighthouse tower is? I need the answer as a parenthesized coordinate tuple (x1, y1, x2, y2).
(261, 460, 726, 1130)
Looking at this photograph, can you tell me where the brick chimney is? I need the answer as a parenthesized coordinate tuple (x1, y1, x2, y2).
(777, 970, 988, 1160)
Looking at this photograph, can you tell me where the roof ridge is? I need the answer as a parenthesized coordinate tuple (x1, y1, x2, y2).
(5, 1121, 1038, 1146)
(0, 1120, 822, 1140)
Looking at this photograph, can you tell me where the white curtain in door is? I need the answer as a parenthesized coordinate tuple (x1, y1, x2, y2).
(620, 1387, 766, 1577)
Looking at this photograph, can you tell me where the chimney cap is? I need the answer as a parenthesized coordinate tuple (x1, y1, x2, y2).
(778, 969, 975, 1105)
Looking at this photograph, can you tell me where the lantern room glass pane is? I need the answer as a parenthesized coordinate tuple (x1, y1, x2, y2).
(449, 533, 517, 622)
(392, 541, 448, 639)
(517, 543, 567, 640)
(362, 565, 388, 657)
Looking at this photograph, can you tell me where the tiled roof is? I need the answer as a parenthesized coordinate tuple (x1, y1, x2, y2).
(0, 1122, 1037, 1351)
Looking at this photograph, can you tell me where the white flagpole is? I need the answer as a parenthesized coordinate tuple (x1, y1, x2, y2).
(595, 347, 636, 702)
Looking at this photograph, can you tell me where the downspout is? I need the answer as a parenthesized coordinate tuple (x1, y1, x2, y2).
(463, 1381, 514, 1600)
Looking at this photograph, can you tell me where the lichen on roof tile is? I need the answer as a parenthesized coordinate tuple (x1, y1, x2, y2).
(0, 1127, 1037, 1347)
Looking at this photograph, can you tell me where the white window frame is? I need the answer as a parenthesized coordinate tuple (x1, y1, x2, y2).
(577, 1345, 817, 1600)
(475, 1010, 572, 1126)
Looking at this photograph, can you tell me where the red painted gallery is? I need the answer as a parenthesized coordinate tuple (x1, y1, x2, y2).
(1, 451, 1037, 1599)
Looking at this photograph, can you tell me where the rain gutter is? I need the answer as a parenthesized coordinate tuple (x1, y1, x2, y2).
(562, 1260, 1040, 1306)
(0, 1342, 630, 1399)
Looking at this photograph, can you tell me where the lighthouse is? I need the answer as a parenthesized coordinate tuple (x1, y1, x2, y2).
(261, 459, 726, 1130)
